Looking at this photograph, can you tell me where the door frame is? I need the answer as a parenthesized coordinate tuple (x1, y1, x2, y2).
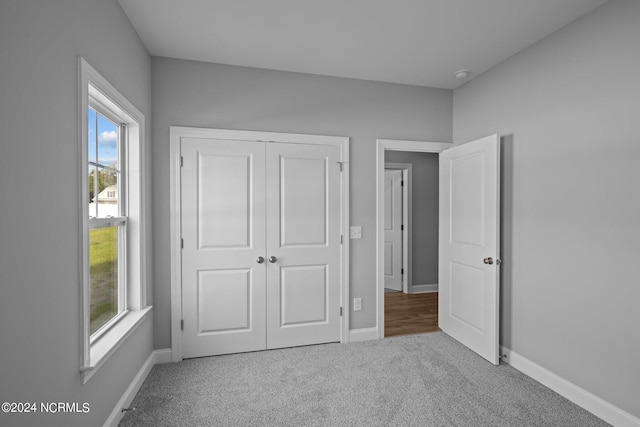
(384, 163, 412, 293)
(170, 126, 350, 361)
(376, 139, 452, 339)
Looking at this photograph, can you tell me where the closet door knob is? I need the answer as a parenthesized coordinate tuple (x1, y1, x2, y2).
(256, 256, 265, 264)
(268, 256, 277, 263)
(483, 257, 494, 265)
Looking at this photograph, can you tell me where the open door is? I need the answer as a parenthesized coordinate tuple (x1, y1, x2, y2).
(438, 134, 500, 365)
(384, 169, 403, 292)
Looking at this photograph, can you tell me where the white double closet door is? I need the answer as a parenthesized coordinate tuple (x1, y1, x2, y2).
(181, 137, 342, 358)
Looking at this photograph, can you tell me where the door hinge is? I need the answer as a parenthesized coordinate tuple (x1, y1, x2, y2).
(180, 156, 184, 167)
(181, 238, 184, 249)
(401, 224, 404, 231)
(181, 319, 184, 330)
(337, 161, 344, 172)
(401, 180, 404, 187)
(401, 268, 404, 275)
(340, 306, 343, 317)
(340, 234, 343, 244)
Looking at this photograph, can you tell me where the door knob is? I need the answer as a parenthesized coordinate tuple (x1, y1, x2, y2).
(483, 257, 494, 265)
(256, 256, 265, 264)
(268, 256, 277, 263)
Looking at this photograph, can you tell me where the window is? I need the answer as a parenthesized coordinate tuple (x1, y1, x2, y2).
(79, 58, 150, 383)
(88, 107, 125, 335)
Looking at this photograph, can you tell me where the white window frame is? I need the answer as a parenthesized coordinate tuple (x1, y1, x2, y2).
(79, 57, 150, 384)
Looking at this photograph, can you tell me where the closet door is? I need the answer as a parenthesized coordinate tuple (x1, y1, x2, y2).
(181, 138, 267, 358)
(265, 143, 342, 349)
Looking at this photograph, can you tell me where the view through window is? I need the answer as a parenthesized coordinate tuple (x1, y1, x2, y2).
(87, 106, 126, 335)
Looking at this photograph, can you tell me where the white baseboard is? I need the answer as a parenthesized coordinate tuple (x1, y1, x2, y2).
(500, 346, 640, 427)
(153, 348, 173, 364)
(410, 283, 438, 294)
(103, 349, 173, 427)
(348, 327, 379, 342)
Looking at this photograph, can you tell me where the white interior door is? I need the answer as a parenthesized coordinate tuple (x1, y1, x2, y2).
(384, 169, 403, 291)
(181, 137, 343, 358)
(265, 143, 342, 348)
(181, 138, 267, 358)
(438, 134, 500, 365)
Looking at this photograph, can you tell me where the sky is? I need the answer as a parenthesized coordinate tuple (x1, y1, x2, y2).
(88, 107, 119, 168)
(88, 108, 120, 218)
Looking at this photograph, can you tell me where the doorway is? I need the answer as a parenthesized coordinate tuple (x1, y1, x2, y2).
(376, 139, 451, 339)
(384, 154, 440, 337)
(383, 149, 442, 337)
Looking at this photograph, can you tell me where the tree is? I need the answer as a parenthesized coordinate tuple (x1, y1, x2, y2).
(88, 165, 118, 201)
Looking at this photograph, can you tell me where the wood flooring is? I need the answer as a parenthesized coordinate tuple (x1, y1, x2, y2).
(384, 291, 440, 338)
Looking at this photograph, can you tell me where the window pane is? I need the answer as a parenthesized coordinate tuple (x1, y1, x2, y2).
(90, 226, 121, 334)
(88, 108, 98, 218)
(94, 167, 119, 218)
(88, 165, 98, 218)
(88, 107, 97, 163)
(88, 109, 120, 219)
(97, 113, 119, 170)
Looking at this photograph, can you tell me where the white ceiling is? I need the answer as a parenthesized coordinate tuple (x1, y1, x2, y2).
(118, 0, 610, 89)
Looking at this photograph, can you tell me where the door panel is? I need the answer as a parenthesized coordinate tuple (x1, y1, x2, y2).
(384, 242, 393, 275)
(450, 152, 485, 246)
(439, 134, 500, 365)
(280, 156, 327, 247)
(449, 262, 485, 331)
(197, 153, 253, 249)
(181, 138, 267, 358)
(384, 169, 403, 291)
(280, 264, 328, 326)
(266, 143, 341, 349)
(197, 269, 252, 333)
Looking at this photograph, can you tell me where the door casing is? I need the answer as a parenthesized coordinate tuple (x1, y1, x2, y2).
(170, 127, 350, 361)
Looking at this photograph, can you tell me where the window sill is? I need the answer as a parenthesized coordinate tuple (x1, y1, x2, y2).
(81, 306, 152, 384)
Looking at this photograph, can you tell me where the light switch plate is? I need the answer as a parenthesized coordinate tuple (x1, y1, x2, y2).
(350, 226, 362, 239)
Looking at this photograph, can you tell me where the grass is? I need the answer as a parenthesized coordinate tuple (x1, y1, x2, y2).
(89, 227, 119, 334)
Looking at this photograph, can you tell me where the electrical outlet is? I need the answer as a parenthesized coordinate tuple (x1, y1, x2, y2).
(353, 297, 362, 311)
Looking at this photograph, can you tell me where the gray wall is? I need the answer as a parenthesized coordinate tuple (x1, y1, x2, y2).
(385, 151, 439, 286)
(151, 57, 452, 344)
(453, 0, 640, 418)
(0, 1, 153, 426)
